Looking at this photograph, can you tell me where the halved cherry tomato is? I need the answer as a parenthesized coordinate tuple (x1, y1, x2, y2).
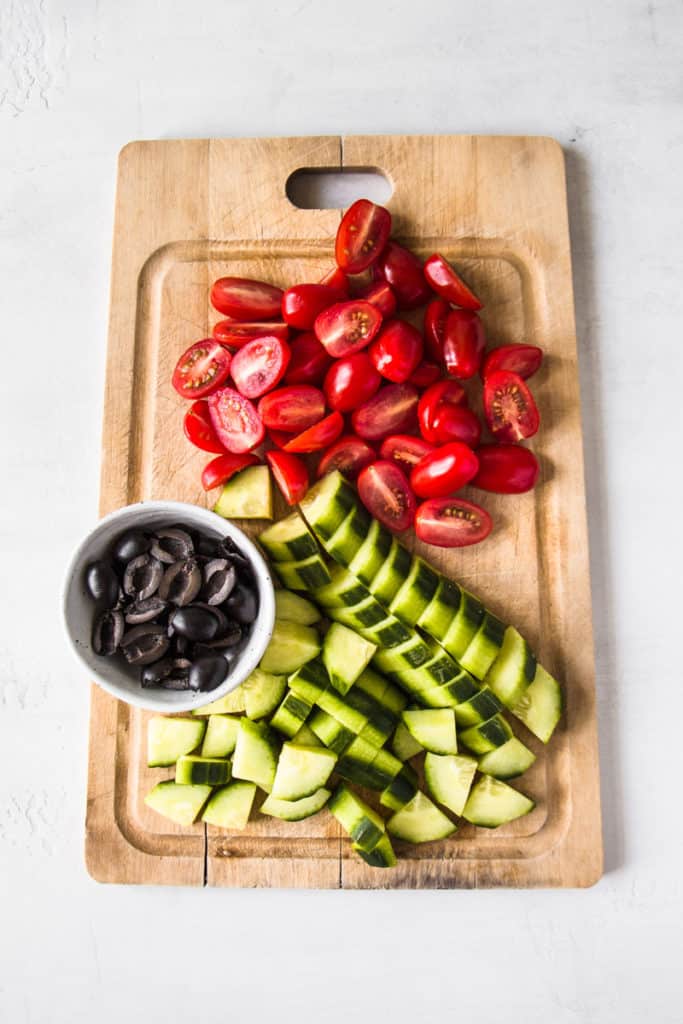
(443, 310, 486, 380)
(208, 387, 265, 453)
(257, 385, 326, 432)
(172, 339, 232, 399)
(314, 300, 383, 358)
(423, 298, 450, 363)
(266, 450, 309, 505)
(283, 411, 344, 453)
(335, 200, 392, 274)
(212, 320, 289, 349)
(483, 370, 540, 442)
(323, 352, 381, 413)
(183, 400, 227, 454)
(210, 278, 283, 321)
(357, 461, 416, 533)
(379, 434, 434, 472)
(411, 361, 441, 388)
(281, 284, 346, 330)
(418, 380, 468, 441)
(351, 383, 420, 441)
(378, 242, 431, 310)
(268, 429, 293, 448)
(346, 264, 382, 297)
(283, 332, 332, 386)
(316, 435, 375, 479)
(319, 266, 349, 295)
(425, 405, 482, 447)
(482, 344, 544, 380)
(415, 497, 492, 548)
(410, 443, 480, 498)
(472, 444, 539, 493)
(201, 453, 259, 491)
(229, 336, 290, 399)
(362, 281, 397, 318)
(369, 320, 423, 383)
(423, 254, 482, 311)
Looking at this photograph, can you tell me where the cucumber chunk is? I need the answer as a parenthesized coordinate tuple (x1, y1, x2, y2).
(214, 465, 272, 519)
(299, 471, 358, 541)
(259, 511, 319, 562)
(360, 615, 412, 649)
(379, 763, 419, 811)
(396, 641, 460, 688)
(336, 736, 394, 789)
(329, 784, 386, 852)
(308, 709, 355, 754)
(260, 620, 321, 675)
(271, 743, 337, 800)
(270, 690, 313, 738)
(511, 664, 562, 742)
(441, 591, 485, 660)
(202, 781, 256, 830)
(260, 787, 331, 822)
(452, 685, 505, 727)
(323, 622, 378, 695)
(241, 668, 287, 719)
(329, 594, 387, 629)
(424, 753, 478, 817)
(459, 713, 513, 755)
(353, 833, 397, 868)
(389, 557, 439, 626)
(288, 659, 330, 706)
(355, 669, 407, 715)
(145, 781, 212, 826)
(391, 721, 423, 761)
(345, 687, 397, 747)
(191, 687, 246, 716)
(478, 736, 536, 779)
(402, 708, 458, 754)
(387, 791, 456, 843)
(434, 670, 480, 707)
(462, 775, 535, 827)
(201, 714, 240, 758)
(318, 687, 368, 735)
(291, 723, 322, 746)
(485, 626, 536, 708)
(459, 612, 506, 679)
(232, 719, 279, 792)
(418, 577, 462, 638)
(368, 539, 412, 605)
(274, 589, 321, 625)
(273, 554, 332, 591)
(373, 634, 432, 673)
(147, 716, 206, 767)
(325, 503, 372, 565)
(347, 519, 393, 585)
(313, 563, 371, 609)
(175, 755, 232, 786)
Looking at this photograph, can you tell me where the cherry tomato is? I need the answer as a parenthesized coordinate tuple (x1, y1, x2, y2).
(319, 266, 350, 295)
(208, 387, 265, 453)
(425, 404, 482, 447)
(423, 254, 482, 311)
(283, 332, 332, 386)
(482, 344, 544, 381)
(268, 429, 293, 448)
(257, 385, 326, 432)
(415, 498, 492, 548)
(379, 434, 434, 472)
(283, 411, 344, 453)
(324, 352, 381, 413)
(229, 336, 290, 399)
(443, 310, 486, 379)
(266, 450, 309, 505)
(411, 361, 441, 388)
(378, 242, 431, 310)
(347, 264, 382, 297)
(172, 339, 232, 399)
(418, 380, 468, 440)
(410, 443, 480, 498)
(351, 383, 420, 441)
(183, 400, 227, 454)
(281, 284, 346, 330)
(483, 370, 540, 442)
(369, 320, 423, 383)
(424, 298, 450, 363)
(358, 461, 416, 533)
(314, 300, 383, 358)
(362, 281, 397, 318)
(472, 444, 539, 493)
(210, 278, 283, 321)
(201, 453, 259, 491)
(335, 200, 392, 274)
(212, 320, 289, 349)
(316, 435, 375, 479)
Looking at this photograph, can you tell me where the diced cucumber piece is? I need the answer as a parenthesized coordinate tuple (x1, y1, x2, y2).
(232, 719, 279, 792)
(329, 784, 386, 852)
(260, 787, 331, 822)
(260, 620, 321, 675)
(389, 557, 439, 626)
(418, 577, 462, 638)
(202, 781, 256, 830)
(359, 614, 412, 649)
(373, 634, 432, 673)
(273, 554, 332, 591)
(368, 539, 412, 605)
(329, 594, 387, 629)
(214, 465, 272, 519)
(270, 690, 313, 738)
(308, 709, 355, 754)
(300, 471, 358, 541)
(391, 721, 423, 761)
(191, 687, 246, 716)
(441, 591, 485, 660)
(317, 688, 367, 735)
(325, 502, 372, 565)
(387, 791, 456, 843)
(323, 622, 377, 695)
(353, 833, 397, 868)
(459, 713, 513, 755)
(416, 682, 462, 709)
(175, 755, 232, 786)
(288, 659, 329, 705)
(462, 775, 534, 827)
(402, 708, 458, 754)
(337, 737, 394, 789)
(271, 743, 337, 800)
(201, 714, 240, 758)
(345, 687, 397, 747)
(355, 669, 407, 715)
(259, 511, 319, 562)
(347, 519, 393, 585)
(478, 736, 536, 779)
(396, 641, 460, 687)
(371, 747, 403, 780)
(424, 753, 477, 817)
(484, 626, 536, 708)
(452, 685, 505, 728)
(313, 563, 371, 610)
(241, 668, 287, 719)
(147, 716, 206, 767)
(291, 723, 322, 746)
(145, 781, 212, 826)
(434, 670, 480, 707)
(274, 589, 321, 625)
(459, 612, 506, 679)
(379, 763, 419, 811)
(511, 664, 562, 743)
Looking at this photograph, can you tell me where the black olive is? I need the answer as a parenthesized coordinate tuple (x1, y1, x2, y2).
(113, 529, 151, 563)
(150, 528, 194, 565)
(223, 582, 258, 625)
(199, 620, 242, 650)
(120, 624, 170, 666)
(125, 595, 167, 624)
(122, 554, 163, 601)
(201, 559, 237, 605)
(220, 536, 251, 572)
(140, 657, 174, 687)
(171, 634, 193, 658)
(92, 609, 124, 656)
(85, 560, 120, 609)
(158, 559, 202, 606)
(196, 535, 223, 559)
(159, 658, 192, 690)
(168, 605, 219, 642)
(189, 655, 229, 692)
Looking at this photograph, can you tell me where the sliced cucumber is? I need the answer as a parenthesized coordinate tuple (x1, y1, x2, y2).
(433, 670, 480, 707)
(418, 577, 462, 638)
(387, 791, 456, 843)
(313, 563, 371, 610)
(175, 755, 231, 786)
(299, 471, 358, 541)
(191, 687, 246, 716)
(329, 594, 388, 629)
(353, 833, 397, 868)
(274, 589, 321, 625)
(201, 781, 256, 830)
(271, 743, 337, 800)
(478, 736, 536, 779)
(484, 626, 536, 708)
(373, 634, 432, 673)
(288, 658, 330, 706)
(389, 557, 439, 626)
(459, 612, 506, 679)
(259, 511, 319, 562)
(440, 590, 485, 660)
(402, 708, 458, 754)
(345, 688, 398, 747)
(336, 736, 395, 789)
(147, 716, 205, 767)
(260, 620, 321, 675)
(379, 763, 419, 811)
(360, 614, 412, 649)
(201, 714, 240, 758)
(316, 687, 367, 735)
(214, 465, 272, 519)
(291, 723, 322, 747)
(459, 713, 513, 755)
(347, 519, 393, 585)
(511, 664, 562, 742)
(232, 719, 279, 792)
(368, 539, 412, 605)
(241, 668, 287, 719)
(452, 685, 505, 728)
(396, 641, 460, 687)
(462, 775, 534, 827)
(260, 787, 331, 822)
(325, 502, 372, 565)
(323, 622, 377, 696)
(273, 553, 332, 591)
(424, 753, 477, 817)
(145, 781, 212, 826)
(355, 669, 407, 715)
(308, 708, 355, 754)
(270, 690, 313, 738)
(329, 784, 386, 853)
(391, 721, 423, 761)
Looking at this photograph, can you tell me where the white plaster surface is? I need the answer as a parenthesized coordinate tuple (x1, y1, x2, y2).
(1, 1, 681, 1021)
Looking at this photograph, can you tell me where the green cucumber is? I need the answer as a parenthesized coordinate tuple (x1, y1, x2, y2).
(478, 736, 536, 779)
(325, 502, 372, 564)
(259, 510, 319, 562)
(379, 763, 419, 811)
(214, 465, 272, 519)
(484, 626, 536, 708)
(424, 753, 478, 817)
(232, 719, 279, 792)
(462, 775, 535, 827)
(434, 670, 480, 706)
(336, 737, 395, 789)
(299, 471, 358, 541)
(201, 781, 256, 830)
(402, 708, 458, 754)
(313, 563, 371, 610)
(373, 634, 432, 673)
(459, 713, 513, 755)
(273, 554, 332, 591)
(355, 669, 407, 715)
(288, 659, 330, 706)
(191, 687, 246, 716)
(353, 833, 397, 868)
(396, 641, 460, 687)
(259, 620, 321, 675)
(440, 590, 485, 660)
(201, 714, 240, 758)
(387, 791, 456, 843)
(452, 685, 505, 728)
(329, 594, 388, 629)
(316, 687, 367, 734)
(459, 612, 506, 679)
(344, 688, 397, 747)
(145, 781, 212, 826)
(418, 577, 462, 637)
(241, 668, 287, 719)
(391, 721, 423, 761)
(389, 557, 439, 626)
(368, 539, 412, 605)
(291, 723, 322, 746)
(359, 615, 413, 649)
(271, 743, 337, 800)
(328, 784, 386, 853)
(347, 519, 393, 585)
(511, 664, 562, 742)
(308, 709, 355, 754)
(270, 690, 313, 738)
(274, 589, 321, 625)
(175, 755, 231, 786)
(147, 716, 205, 767)
(260, 787, 331, 822)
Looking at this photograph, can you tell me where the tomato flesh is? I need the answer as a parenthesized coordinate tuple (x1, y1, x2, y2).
(482, 344, 544, 381)
(212, 320, 289, 349)
(415, 498, 492, 548)
(358, 461, 416, 533)
(229, 336, 290, 399)
(266, 450, 309, 505)
(423, 298, 450, 363)
(369, 320, 423, 383)
(281, 283, 347, 330)
(378, 242, 431, 310)
(172, 339, 232, 399)
(483, 370, 540, 442)
(423, 254, 482, 311)
(443, 310, 486, 380)
(201, 453, 259, 491)
(257, 385, 326, 432)
(183, 400, 227, 454)
(268, 429, 293, 448)
(319, 266, 349, 295)
(283, 332, 332, 386)
(283, 411, 344, 453)
(362, 282, 397, 319)
(351, 383, 420, 441)
(335, 199, 392, 274)
(314, 300, 383, 358)
(379, 434, 434, 472)
(472, 444, 539, 493)
(210, 277, 283, 321)
(323, 352, 381, 413)
(316, 435, 375, 479)
(207, 387, 265, 453)
(418, 380, 468, 442)
(411, 361, 441, 388)
(410, 443, 480, 499)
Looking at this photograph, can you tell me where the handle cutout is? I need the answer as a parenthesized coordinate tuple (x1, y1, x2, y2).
(286, 167, 392, 210)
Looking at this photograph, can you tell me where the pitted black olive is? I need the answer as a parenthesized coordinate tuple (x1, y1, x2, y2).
(171, 634, 193, 658)
(201, 558, 237, 605)
(140, 657, 174, 687)
(150, 527, 194, 565)
(120, 624, 170, 666)
(168, 605, 219, 642)
(220, 536, 251, 572)
(85, 560, 120, 609)
(200, 620, 242, 649)
(125, 595, 167, 624)
(196, 535, 223, 559)
(158, 558, 202, 606)
(113, 529, 151, 563)
(223, 582, 258, 625)
(92, 609, 124, 656)
(159, 658, 192, 690)
(189, 655, 229, 692)
(122, 554, 163, 600)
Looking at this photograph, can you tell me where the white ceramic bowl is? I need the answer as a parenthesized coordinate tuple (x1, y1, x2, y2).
(63, 501, 275, 712)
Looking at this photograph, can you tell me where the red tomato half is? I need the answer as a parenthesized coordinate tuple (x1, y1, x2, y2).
(212, 320, 289, 349)
(210, 278, 283, 321)
(423, 298, 450, 363)
(172, 339, 232, 399)
(183, 400, 227, 454)
(423, 254, 483, 311)
(426, 404, 482, 447)
(319, 266, 350, 296)
(268, 429, 293, 448)
(378, 242, 432, 310)
(283, 332, 332, 386)
(357, 461, 416, 533)
(316, 435, 376, 479)
(335, 200, 392, 274)
(323, 352, 381, 413)
(411, 361, 441, 388)
(266, 450, 309, 505)
(314, 300, 383, 358)
(346, 264, 382, 297)
(281, 283, 346, 330)
(415, 498, 492, 548)
(283, 411, 344, 453)
(207, 387, 265, 453)
(379, 434, 434, 472)
(257, 385, 326, 432)
(418, 380, 468, 441)
(482, 344, 544, 380)
(483, 370, 540, 442)
(201, 453, 259, 491)
(363, 282, 397, 319)
(443, 310, 486, 380)
(410, 443, 480, 498)
(351, 383, 420, 441)
(369, 320, 423, 383)
(472, 444, 540, 493)
(229, 336, 290, 399)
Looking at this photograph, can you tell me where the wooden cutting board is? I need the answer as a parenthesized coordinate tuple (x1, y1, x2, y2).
(85, 135, 602, 888)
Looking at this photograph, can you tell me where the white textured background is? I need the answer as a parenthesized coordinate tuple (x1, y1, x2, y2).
(1, 1, 682, 1021)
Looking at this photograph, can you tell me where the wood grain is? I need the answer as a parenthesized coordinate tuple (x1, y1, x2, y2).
(86, 135, 602, 888)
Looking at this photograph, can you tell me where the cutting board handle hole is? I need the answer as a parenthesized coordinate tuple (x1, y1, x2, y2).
(286, 168, 392, 210)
